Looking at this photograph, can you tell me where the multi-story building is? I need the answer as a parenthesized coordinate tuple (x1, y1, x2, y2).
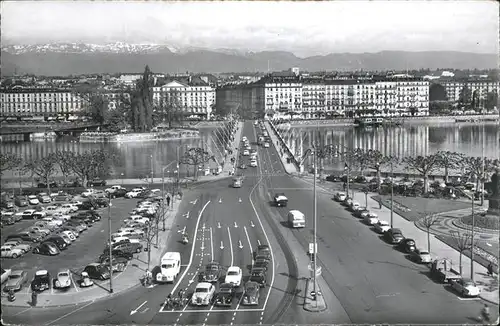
(441, 79, 499, 104)
(152, 76, 216, 120)
(0, 86, 88, 120)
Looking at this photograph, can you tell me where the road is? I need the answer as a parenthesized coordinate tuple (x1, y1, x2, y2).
(2, 121, 493, 325)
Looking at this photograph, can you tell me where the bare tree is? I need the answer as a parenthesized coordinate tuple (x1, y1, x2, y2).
(436, 151, 466, 183)
(25, 153, 59, 193)
(55, 151, 75, 186)
(403, 154, 441, 194)
(68, 149, 116, 187)
(180, 148, 213, 180)
(463, 156, 495, 205)
(448, 230, 477, 275)
(421, 213, 440, 253)
(0, 152, 22, 177)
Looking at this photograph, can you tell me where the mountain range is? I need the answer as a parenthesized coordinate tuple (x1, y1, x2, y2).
(1, 42, 497, 76)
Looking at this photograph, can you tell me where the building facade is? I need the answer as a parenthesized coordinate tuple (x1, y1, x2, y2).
(152, 79, 216, 120)
(216, 74, 429, 119)
(441, 79, 499, 103)
(0, 87, 88, 120)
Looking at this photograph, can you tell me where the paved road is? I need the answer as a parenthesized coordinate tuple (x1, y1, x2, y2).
(2, 121, 494, 325)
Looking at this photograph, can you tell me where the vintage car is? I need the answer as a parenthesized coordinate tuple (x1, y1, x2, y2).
(191, 282, 215, 306)
(33, 242, 61, 256)
(384, 228, 405, 244)
(83, 263, 110, 280)
(255, 244, 271, 260)
(254, 259, 269, 271)
(37, 193, 52, 204)
(242, 281, 260, 305)
(450, 278, 481, 297)
(199, 262, 222, 283)
(54, 269, 72, 289)
(273, 193, 288, 207)
(2, 240, 31, 254)
(249, 269, 267, 288)
(4, 270, 28, 292)
(409, 248, 432, 264)
(398, 238, 416, 253)
(1, 245, 24, 258)
(224, 266, 242, 287)
(31, 270, 51, 292)
(214, 283, 236, 307)
(374, 220, 391, 233)
(1, 268, 12, 284)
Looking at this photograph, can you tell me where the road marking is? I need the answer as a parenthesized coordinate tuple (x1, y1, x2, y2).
(45, 300, 95, 325)
(190, 199, 198, 205)
(250, 221, 255, 228)
(130, 300, 148, 315)
(220, 241, 224, 249)
(227, 226, 234, 266)
(161, 308, 265, 313)
(70, 273, 79, 292)
(184, 212, 190, 219)
(159, 200, 211, 312)
(257, 239, 261, 246)
(234, 221, 238, 228)
(244, 226, 254, 265)
(210, 227, 214, 262)
(217, 222, 221, 228)
(12, 307, 32, 316)
(457, 296, 481, 301)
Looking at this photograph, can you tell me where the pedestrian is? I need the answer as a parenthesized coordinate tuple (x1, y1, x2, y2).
(31, 290, 38, 307)
(487, 262, 494, 276)
(166, 195, 171, 207)
(343, 182, 346, 191)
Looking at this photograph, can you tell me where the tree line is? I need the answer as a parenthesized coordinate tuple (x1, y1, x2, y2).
(0, 150, 117, 192)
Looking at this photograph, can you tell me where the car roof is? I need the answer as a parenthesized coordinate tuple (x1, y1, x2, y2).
(11, 270, 24, 276)
(227, 266, 241, 272)
(196, 282, 212, 288)
(35, 270, 48, 276)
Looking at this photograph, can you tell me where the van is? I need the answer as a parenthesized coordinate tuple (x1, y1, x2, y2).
(157, 252, 181, 283)
(287, 210, 305, 228)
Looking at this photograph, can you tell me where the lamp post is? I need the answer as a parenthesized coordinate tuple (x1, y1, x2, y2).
(471, 195, 475, 281)
(312, 147, 318, 306)
(107, 193, 113, 293)
(390, 158, 394, 228)
(162, 162, 177, 232)
(120, 173, 124, 186)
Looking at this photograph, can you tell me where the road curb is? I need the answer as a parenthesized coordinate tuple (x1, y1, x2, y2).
(480, 292, 500, 306)
(303, 278, 327, 312)
(451, 219, 499, 235)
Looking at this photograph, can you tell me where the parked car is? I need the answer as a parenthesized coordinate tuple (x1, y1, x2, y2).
(242, 281, 260, 305)
(37, 193, 52, 203)
(31, 270, 51, 292)
(1, 245, 24, 258)
(37, 181, 58, 188)
(42, 216, 63, 227)
(83, 263, 110, 280)
(398, 238, 416, 253)
(44, 236, 68, 250)
(6, 232, 42, 243)
(1, 268, 12, 284)
(450, 278, 481, 297)
(334, 192, 347, 201)
(1, 200, 15, 209)
(224, 266, 242, 287)
(33, 242, 61, 256)
(3, 240, 31, 253)
(33, 211, 47, 220)
(54, 269, 72, 289)
(326, 174, 341, 182)
(60, 230, 77, 241)
(27, 195, 40, 205)
(363, 212, 379, 225)
(4, 270, 28, 292)
(191, 282, 216, 306)
(385, 228, 405, 244)
(59, 225, 81, 236)
(14, 196, 28, 207)
(22, 209, 37, 219)
(34, 220, 58, 232)
(409, 248, 432, 264)
(29, 225, 51, 236)
(88, 178, 106, 186)
(110, 242, 143, 254)
(354, 209, 371, 218)
(374, 220, 391, 233)
(99, 249, 133, 262)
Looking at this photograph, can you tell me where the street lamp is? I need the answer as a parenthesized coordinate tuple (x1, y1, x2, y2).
(120, 173, 124, 186)
(150, 154, 154, 185)
(390, 158, 394, 228)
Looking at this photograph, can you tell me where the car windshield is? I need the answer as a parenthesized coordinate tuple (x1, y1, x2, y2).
(59, 272, 69, 277)
(162, 264, 174, 269)
(196, 287, 208, 293)
(464, 281, 476, 287)
(228, 271, 238, 276)
(420, 251, 429, 255)
(9, 274, 20, 279)
(209, 265, 218, 270)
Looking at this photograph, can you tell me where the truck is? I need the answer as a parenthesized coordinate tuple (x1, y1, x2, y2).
(430, 258, 462, 283)
(287, 210, 305, 228)
(156, 252, 181, 283)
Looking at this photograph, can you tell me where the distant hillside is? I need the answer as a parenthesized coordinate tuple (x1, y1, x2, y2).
(1, 43, 497, 76)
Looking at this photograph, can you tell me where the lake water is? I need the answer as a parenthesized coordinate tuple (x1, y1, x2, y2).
(1, 122, 499, 179)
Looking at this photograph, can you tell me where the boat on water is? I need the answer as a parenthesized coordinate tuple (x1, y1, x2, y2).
(30, 132, 57, 141)
(355, 117, 384, 127)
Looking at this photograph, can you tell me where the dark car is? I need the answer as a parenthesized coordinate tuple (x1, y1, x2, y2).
(99, 249, 133, 262)
(273, 193, 288, 207)
(399, 238, 416, 253)
(94, 198, 110, 208)
(84, 263, 110, 280)
(33, 242, 61, 256)
(31, 270, 51, 292)
(255, 245, 271, 260)
(64, 180, 82, 188)
(88, 178, 107, 187)
(254, 259, 269, 271)
(325, 174, 341, 182)
(78, 201, 99, 211)
(249, 269, 267, 287)
(384, 228, 405, 244)
(74, 210, 101, 221)
(199, 262, 222, 283)
(215, 283, 236, 307)
(110, 242, 143, 254)
(14, 196, 28, 207)
(1, 200, 14, 209)
(6, 232, 42, 243)
(113, 188, 128, 198)
(37, 181, 58, 188)
(242, 281, 260, 306)
(60, 225, 81, 235)
(44, 236, 68, 250)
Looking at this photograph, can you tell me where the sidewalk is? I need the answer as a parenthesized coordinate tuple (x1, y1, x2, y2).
(344, 190, 499, 305)
(223, 121, 244, 176)
(264, 121, 298, 174)
(1, 200, 182, 308)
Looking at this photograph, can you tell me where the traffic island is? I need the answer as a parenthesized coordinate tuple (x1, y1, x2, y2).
(303, 278, 327, 312)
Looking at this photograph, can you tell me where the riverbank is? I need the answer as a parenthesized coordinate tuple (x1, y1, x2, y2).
(79, 129, 200, 142)
(283, 114, 499, 127)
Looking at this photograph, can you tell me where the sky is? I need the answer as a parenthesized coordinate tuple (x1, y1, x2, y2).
(1, 0, 498, 56)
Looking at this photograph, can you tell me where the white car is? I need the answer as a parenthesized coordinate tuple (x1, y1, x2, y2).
(45, 205, 59, 215)
(27, 195, 40, 205)
(118, 227, 144, 237)
(52, 212, 71, 221)
(243, 150, 250, 156)
(61, 230, 76, 241)
(3, 240, 31, 254)
(410, 248, 432, 264)
(374, 220, 390, 233)
(22, 209, 37, 219)
(1, 245, 24, 258)
(54, 269, 72, 289)
(334, 192, 347, 201)
(264, 142, 270, 148)
(191, 282, 216, 306)
(70, 199, 83, 206)
(81, 189, 95, 197)
(224, 266, 242, 287)
(61, 204, 78, 213)
(105, 185, 126, 194)
(450, 278, 481, 297)
(364, 212, 379, 225)
(250, 160, 258, 167)
(42, 216, 63, 227)
(33, 211, 47, 220)
(29, 226, 51, 236)
(350, 201, 361, 211)
(125, 189, 143, 198)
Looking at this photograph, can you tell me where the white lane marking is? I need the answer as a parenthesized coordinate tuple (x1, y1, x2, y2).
(11, 307, 32, 316)
(257, 239, 261, 246)
(227, 226, 234, 266)
(160, 308, 265, 313)
(70, 273, 79, 292)
(244, 226, 254, 265)
(234, 221, 238, 228)
(159, 200, 211, 313)
(45, 300, 95, 325)
(220, 241, 224, 249)
(248, 177, 276, 311)
(130, 300, 148, 315)
(210, 227, 214, 261)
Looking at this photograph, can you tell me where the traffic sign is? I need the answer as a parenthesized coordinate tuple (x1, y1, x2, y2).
(308, 242, 317, 255)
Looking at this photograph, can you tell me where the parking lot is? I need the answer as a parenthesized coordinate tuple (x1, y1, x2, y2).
(1, 192, 146, 295)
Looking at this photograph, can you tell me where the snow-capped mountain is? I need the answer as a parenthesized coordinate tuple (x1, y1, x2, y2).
(1, 42, 179, 55)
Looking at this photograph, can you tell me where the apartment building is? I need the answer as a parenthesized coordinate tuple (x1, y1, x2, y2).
(0, 86, 88, 119)
(152, 77, 216, 120)
(441, 79, 499, 103)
